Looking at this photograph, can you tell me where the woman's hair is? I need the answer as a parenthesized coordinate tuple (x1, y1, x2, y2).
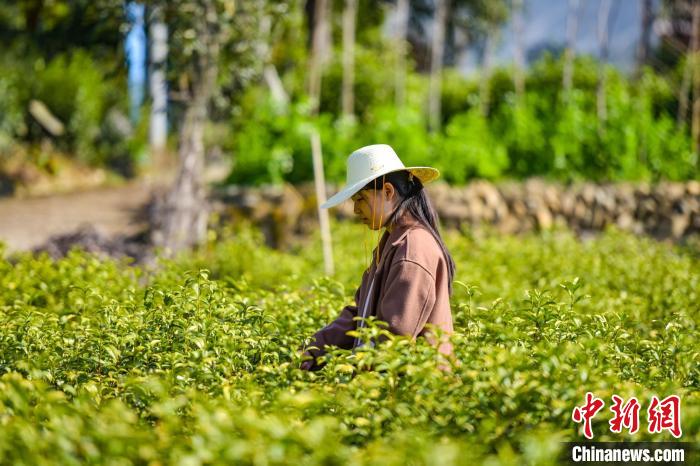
(361, 170, 456, 296)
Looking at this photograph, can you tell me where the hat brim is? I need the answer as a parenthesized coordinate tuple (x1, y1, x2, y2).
(320, 166, 440, 209)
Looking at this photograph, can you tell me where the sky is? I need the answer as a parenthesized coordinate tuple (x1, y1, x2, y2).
(487, 0, 654, 72)
(384, 0, 662, 76)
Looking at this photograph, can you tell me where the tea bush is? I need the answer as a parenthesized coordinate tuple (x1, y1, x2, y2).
(0, 223, 698, 465)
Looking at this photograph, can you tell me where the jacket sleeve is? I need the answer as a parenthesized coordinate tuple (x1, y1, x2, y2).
(379, 259, 436, 338)
(304, 278, 363, 361)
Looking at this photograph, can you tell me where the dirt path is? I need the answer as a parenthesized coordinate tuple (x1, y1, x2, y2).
(0, 182, 156, 252)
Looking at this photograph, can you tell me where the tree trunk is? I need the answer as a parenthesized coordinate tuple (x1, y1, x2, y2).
(395, 0, 410, 108)
(678, 1, 698, 127)
(341, 0, 357, 118)
(308, 0, 328, 115)
(691, 0, 700, 155)
(636, 0, 653, 75)
(597, 0, 612, 126)
(428, 0, 449, 132)
(157, 8, 219, 255)
(158, 95, 209, 254)
(562, 0, 580, 94)
(512, 0, 526, 100)
(479, 32, 494, 116)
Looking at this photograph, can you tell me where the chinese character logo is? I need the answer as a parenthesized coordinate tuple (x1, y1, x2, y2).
(648, 395, 682, 438)
(573, 393, 682, 439)
(609, 395, 640, 434)
(572, 392, 605, 439)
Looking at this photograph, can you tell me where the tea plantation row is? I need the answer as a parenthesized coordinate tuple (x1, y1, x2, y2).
(0, 222, 698, 465)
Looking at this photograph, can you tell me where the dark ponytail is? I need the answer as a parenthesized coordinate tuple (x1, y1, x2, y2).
(362, 170, 456, 296)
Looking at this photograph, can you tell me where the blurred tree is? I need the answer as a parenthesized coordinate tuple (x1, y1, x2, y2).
(478, 31, 495, 115)
(597, 0, 612, 126)
(656, 0, 699, 157)
(313, 0, 390, 118)
(596, 0, 620, 129)
(0, 0, 123, 59)
(471, 0, 509, 115)
(636, 0, 655, 74)
(341, 0, 358, 118)
(691, 0, 700, 154)
(0, 0, 132, 168)
(426, 0, 509, 130)
(405, 0, 507, 71)
(308, 0, 329, 115)
(512, 0, 525, 99)
(428, 0, 449, 132)
(394, 0, 410, 108)
(562, 0, 580, 94)
(657, 0, 696, 67)
(143, 0, 287, 254)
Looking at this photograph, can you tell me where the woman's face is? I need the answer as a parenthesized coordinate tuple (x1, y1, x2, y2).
(351, 182, 398, 230)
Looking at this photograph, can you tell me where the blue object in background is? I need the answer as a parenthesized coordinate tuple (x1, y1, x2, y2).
(125, 2, 147, 124)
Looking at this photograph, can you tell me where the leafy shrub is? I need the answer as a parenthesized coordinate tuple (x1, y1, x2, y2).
(492, 95, 548, 177)
(228, 54, 698, 185)
(33, 50, 114, 164)
(440, 68, 479, 124)
(0, 59, 27, 152)
(550, 90, 600, 179)
(363, 104, 435, 170)
(226, 96, 346, 185)
(0, 223, 697, 464)
(440, 108, 509, 181)
(1, 48, 134, 171)
(320, 42, 396, 122)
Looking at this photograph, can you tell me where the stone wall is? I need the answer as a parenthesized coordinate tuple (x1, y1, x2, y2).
(212, 180, 700, 247)
(425, 180, 700, 239)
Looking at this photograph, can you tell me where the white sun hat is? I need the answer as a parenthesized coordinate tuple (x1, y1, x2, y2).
(321, 144, 440, 209)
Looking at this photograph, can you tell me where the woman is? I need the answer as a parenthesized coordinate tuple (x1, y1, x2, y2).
(300, 144, 456, 371)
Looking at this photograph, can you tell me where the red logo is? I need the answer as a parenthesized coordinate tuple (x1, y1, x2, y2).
(609, 395, 641, 434)
(573, 393, 682, 439)
(648, 395, 682, 438)
(572, 392, 606, 439)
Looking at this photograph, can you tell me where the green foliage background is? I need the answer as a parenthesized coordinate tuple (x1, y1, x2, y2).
(227, 54, 698, 186)
(0, 1, 697, 184)
(0, 222, 698, 464)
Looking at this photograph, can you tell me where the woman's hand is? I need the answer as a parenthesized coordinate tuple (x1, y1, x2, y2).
(299, 350, 315, 371)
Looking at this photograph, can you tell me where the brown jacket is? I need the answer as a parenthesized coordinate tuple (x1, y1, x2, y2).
(305, 213, 454, 366)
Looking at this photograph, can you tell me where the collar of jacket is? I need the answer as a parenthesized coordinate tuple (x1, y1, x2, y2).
(374, 211, 422, 270)
(389, 211, 423, 246)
